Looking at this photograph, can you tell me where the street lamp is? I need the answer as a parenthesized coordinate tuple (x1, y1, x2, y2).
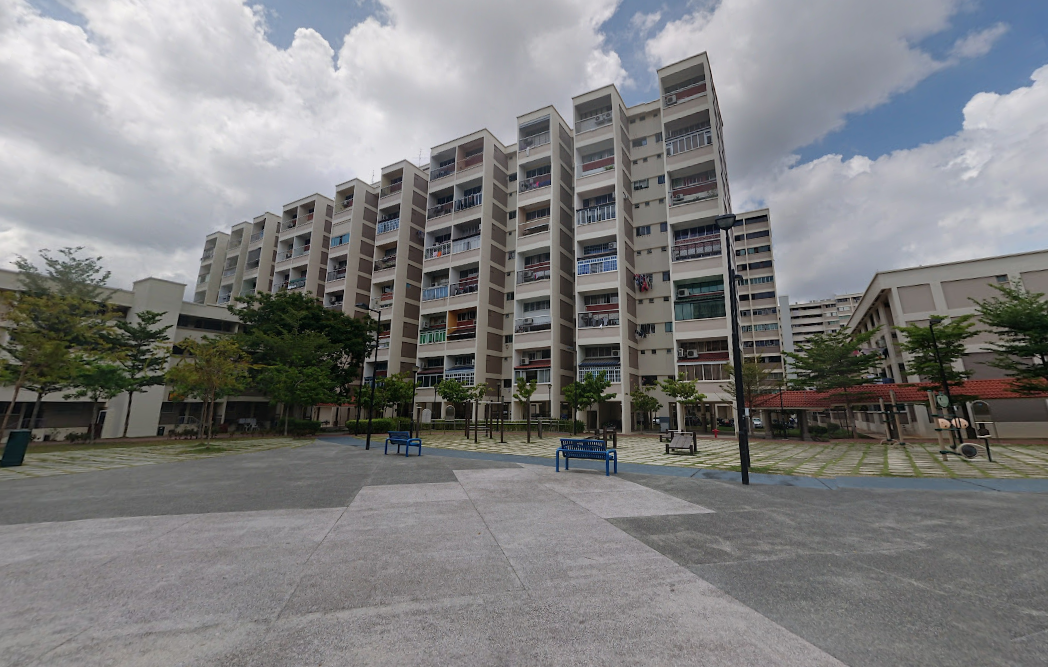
(410, 364, 421, 438)
(715, 213, 751, 485)
(928, 316, 958, 447)
(356, 302, 382, 450)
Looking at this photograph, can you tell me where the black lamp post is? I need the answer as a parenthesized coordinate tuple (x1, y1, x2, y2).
(928, 316, 958, 447)
(410, 364, 421, 437)
(716, 213, 751, 485)
(356, 302, 382, 450)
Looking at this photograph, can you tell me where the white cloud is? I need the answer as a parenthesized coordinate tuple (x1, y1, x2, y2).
(949, 22, 1009, 60)
(629, 11, 661, 36)
(0, 0, 626, 291)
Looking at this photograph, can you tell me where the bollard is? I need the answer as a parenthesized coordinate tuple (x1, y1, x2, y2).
(712, 428, 719, 439)
(538, 419, 543, 439)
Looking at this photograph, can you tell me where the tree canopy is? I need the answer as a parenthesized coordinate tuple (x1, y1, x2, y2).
(895, 315, 977, 389)
(973, 282, 1048, 394)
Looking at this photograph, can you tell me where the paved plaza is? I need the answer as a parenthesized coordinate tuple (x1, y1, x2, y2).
(1, 438, 1047, 666)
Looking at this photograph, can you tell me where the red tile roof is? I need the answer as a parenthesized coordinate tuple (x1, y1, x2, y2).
(750, 379, 1048, 410)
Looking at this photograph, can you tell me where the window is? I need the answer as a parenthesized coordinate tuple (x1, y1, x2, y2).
(633, 179, 650, 190)
(743, 260, 773, 270)
(642, 157, 648, 162)
(659, 198, 665, 203)
(657, 175, 665, 184)
(508, 211, 517, 220)
(634, 204, 640, 209)
(641, 375, 658, 386)
(640, 350, 646, 354)
(741, 323, 779, 332)
(655, 132, 663, 143)
(995, 274, 1009, 283)
(636, 226, 652, 236)
(663, 296, 669, 302)
(640, 115, 646, 121)
(526, 207, 550, 221)
(659, 222, 668, 232)
(664, 322, 673, 332)
(741, 275, 775, 285)
(656, 153, 662, 158)
(736, 245, 771, 256)
(633, 160, 639, 165)
(522, 299, 550, 312)
(504, 378, 512, 388)
(525, 165, 551, 178)
(645, 201, 651, 206)
(508, 251, 515, 259)
(662, 271, 670, 281)
(632, 137, 648, 148)
(638, 323, 657, 334)
(506, 292, 514, 300)
(509, 173, 517, 182)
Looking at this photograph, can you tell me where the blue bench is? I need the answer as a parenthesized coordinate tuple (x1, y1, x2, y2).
(556, 438, 617, 476)
(384, 431, 422, 457)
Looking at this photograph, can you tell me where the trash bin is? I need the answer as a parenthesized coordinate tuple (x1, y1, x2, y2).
(156, 425, 166, 436)
(1, 430, 31, 467)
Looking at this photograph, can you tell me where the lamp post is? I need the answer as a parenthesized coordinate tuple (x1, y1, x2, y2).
(928, 316, 958, 447)
(716, 213, 751, 485)
(356, 302, 382, 450)
(410, 364, 420, 438)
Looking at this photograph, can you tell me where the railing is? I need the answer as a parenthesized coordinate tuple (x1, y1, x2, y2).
(340, 198, 353, 211)
(422, 285, 449, 301)
(576, 203, 615, 226)
(576, 110, 613, 133)
(520, 218, 550, 237)
(377, 339, 390, 348)
(222, 267, 237, 277)
(379, 292, 394, 303)
(672, 235, 722, 261)
(377, 218, 400, 235)
(374, 256, 396, 271)
(455, 193, 482, 212)
(430, 163, 455, 181)
(515, 368, 552, 384)
(458, 153, 484, 171)
(241, 288, 255, 297)
(287, 277, 307, 290)
(519, 173, 551, 193)
(677, 351, 729, 362)
(674, 298, 726, 321)
(281, 220, 298, 231)
(452, 235, 482, 253)
(379, 182, 403, 198)
(201, 249, 215, 260)
(427, 201, 453, 219)
(514, 315, 552, 333)
(217, 294, 232, 304)
(666, 127, 713, 156)
(281, 245, 310, 261)
(447, 326, 477, 341)
(419, 330, 446, 345)
(193, 296, 205, 304)
(580, 155, 614, 176)
(578, 366, 621, 383)
(244, 260, 260, 270)
(450, 279, 479, 297)
(327, 268, 347, 282)
(663, 80, 707, 107)
(249, 231, 265, 243)
(306, 213, 314, 222)
(670, 181, 717, 206)
(579, 311, 619, 328)
(197, 275, 208, 284)
(424, 241, 451, 259)
(518, 131, 550, 151)
(444, 369, 475, 384)
(577, 256, 617, 275)
(330, 236, 350, 249)
(227, 240, 242, 251)
(326, 302, 344, 310)
(517, 266, 551, 284)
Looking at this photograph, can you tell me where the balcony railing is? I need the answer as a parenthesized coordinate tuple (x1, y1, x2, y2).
(518, 266, 551, 284)
(580, 156, 614, 176)
(374, 256, 396, 271)
(244, 260, 260, 271)
(672, 235, 722, 261)
(670, 181, 717, 206)
(576, 203, 615, 226)
(197, 275, 208, 284)
(579, 311, 619, 328)
(241, 288, 256, 297)
(576, 110, 613, 133)
(450, 279, 479, 297)
(379, 292, 394, 303)
(455, 193, 482, 212)
(447, 326, 477, 341)
(280, 245, 310, 261)
(249, 231, 265, 244)
(377, 339, 390, 348)
(419, 330, 446, 345)
(222, 267, 237, 277)
(577, 256, 617, 275)
(518, 131, 550, 151)
(444, 368, 475, 385)
(326, 301, 344, 310)
(578, 366, 621, 383)
(422, 285, 449, 301)
(665, 128, 713, 156)
(327, 268, 347, 282)
(452, 235, 482, 253)
(663, 79, 707, 107)
(514, 315, 552, 333)
(285, 277, 307, 291)
(227, 240, 242, 251)
(201, 249, 215, 260)
(331, 236, 350, 249)
(677, 350, 729, 363)
(428, 201, 453, 219)
(377, 218, 400, 235)
(281, 220, 298, 232)
(431, 163, 455, 181)
(217, 294, 232, 304)
(458, 153, 484, 172)
(520, 218, 550, 237)
(519, 173, 551, 193)
(340, 198, 353, 211)
(379, 182, 402, 198)
(424, 241, 451, 259)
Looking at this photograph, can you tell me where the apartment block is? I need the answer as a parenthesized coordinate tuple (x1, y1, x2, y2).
(194, 231, 228, 304)
(782, 293, 862, 352)
(273, 193, 335, 297)
(330, 178, 379, 318)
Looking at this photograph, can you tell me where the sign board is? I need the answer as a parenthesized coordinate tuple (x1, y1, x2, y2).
(421, 408, 432, 424)
(935, 393, 950, 408)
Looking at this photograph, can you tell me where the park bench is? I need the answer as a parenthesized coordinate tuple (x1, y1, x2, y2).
(555, 438, 617, 476)
(384, 431, 422, 457)
(665, 431, 697, 455)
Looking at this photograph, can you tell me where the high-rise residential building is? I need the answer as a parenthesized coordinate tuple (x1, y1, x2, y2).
(782, 293, 863, 351)
(194, 231, 228, 305)
(273, 193, 335, 298)
(330, 178, 379, 319)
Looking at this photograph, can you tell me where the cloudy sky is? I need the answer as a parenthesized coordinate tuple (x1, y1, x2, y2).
(1, 0, 1046, 301)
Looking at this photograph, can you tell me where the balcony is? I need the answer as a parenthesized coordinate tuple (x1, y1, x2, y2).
(576, 111, 612, 134)
(670, 180, 717, 207)
(455, 193, 482, 212)
(665, 127, 713, 157)
(379, 182, 402, 198)
(339, 197, 353, 212)
(515, 367, 551, 384)
(452, 235, 482, 253)
(419, 330, 446, 345)
(377, 338, 390, 349)
(249, 231, 265, 244)
(327, 268, 347, 282)
(677, 350, 729, 363)
(580, 156, 614, 176)
(244, 260, 260, 271)
(450, 279, 479, 297)
(576, 203, 615, 226)
(227, 240, 242, 251)
(197, 275, 208, 284)
(518, 131, 550, 152)
(217, 294, 232, 304)
(280, 245, 310, 262)
(431, 163, 455, 181)
(674, 297, 726, 322)
(281, 220, 298, 232)
(428, 201, 453, 219)
(422, 285, 449, 301)
(241, 288, 256, 297)
(578, 365, 621, 383)
(520, 217, 550, 237)
(377, 218, 400, 235)
(579, 311, 619, 328)
(663, 79, 707, 107)
(577, 256, 617, 275)
(378, 292, 394, 306)
(519, 173, 551, 193)
(672, 235, 722, 261)
(201, 249, 215, 260)
(279, 277, 307, 291)
(222, 267, 237, 277)
(374, 255, 396, 271)
(423, 242, 450, 260)
(444, 368, 475, 385)
(447, 325, 476, 341)
(518, 266, 551, 284)
(331, 236, 350, 249)
(514, 315, 552, 333)
(326, 301, 344, 310)
(458, 153, 484, 172)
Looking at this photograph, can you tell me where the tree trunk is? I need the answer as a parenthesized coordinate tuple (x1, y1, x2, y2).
(283, 404, 289, 437)
(122, 390, 135, 439)
(30, 392, 45, 434)
(88, 399, 100, 443)
(0, 364, 28, 436)
(474, 400, 479, 444)
(526, 400, 531, 443)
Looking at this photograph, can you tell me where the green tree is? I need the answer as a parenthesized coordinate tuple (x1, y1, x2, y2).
(562, 381, 586, 435)
(895, 315, 978, 388)
(721, 361, 775, 432)
(581, 371, 616, 432)
(166, 337, 251, 442)
(786, 328, 881, 437)
(630, 384, 662, 431)
(104, 311, 172, 438)
(973, 282, 1048, 393)
(513, 376, 538, 442)
(436, 379, 470, 432)
(660, 372, 707, 431)
(381, 372, 417, 420)
(466, 383, 489, 443)
(14, 247, 112, 301)
(64, 362, 128, 442)
(258, 364, 336, 435)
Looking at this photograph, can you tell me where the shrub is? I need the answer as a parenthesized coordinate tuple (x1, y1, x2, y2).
(344, 417, 412, 435)
(285, 418, 322, 436)
(63, 431, 92, 442)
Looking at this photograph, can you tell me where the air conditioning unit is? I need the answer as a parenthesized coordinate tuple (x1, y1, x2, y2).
(678, 348, 686, 357)
(664, 93, 677, 105)
(608, 241, 617, 250)
(522, 318, 533, 325)
(686, 350, 698, 358)
(612, 349, 620, 357)
(677, 289, 688, 298)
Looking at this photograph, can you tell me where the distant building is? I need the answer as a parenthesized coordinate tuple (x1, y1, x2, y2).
(782, 293, 863, 353)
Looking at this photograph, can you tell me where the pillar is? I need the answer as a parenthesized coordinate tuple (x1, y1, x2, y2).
(800, 412, 810, 441)
(762, 409, 774, 439)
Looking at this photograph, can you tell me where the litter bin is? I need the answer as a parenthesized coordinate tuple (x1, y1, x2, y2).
(1, 430, 31, 467)
(157, 425, 166, 436)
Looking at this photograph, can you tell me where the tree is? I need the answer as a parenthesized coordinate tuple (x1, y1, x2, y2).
(786, 329, 881, 437)
(250, 332, 336, 434)
(258, 364, 336, 435)
(104, 311, 172, 438)
(382, 373, 417, 420)
(436, 378, 470, 433)
(166, 337, 251, 442)
(14, 247, 112, 302)
(513, 376, 538, 442)
(895, 315, 978, 389)
(466, 383, 489, 443)
(562, 381, 586, 435)
(660, 373, 707, 431)
(721, 361, 775, 431)
(582, 371, 616, 432)
(973, 282, 1048, 394)
(64, 362, 128, 442)
(630, 384, 662, 431)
